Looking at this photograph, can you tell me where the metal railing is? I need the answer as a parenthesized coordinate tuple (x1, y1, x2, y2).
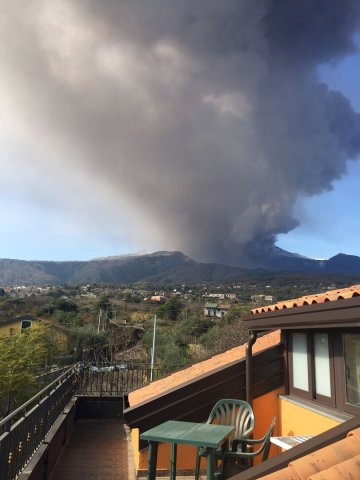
(76, 363, 185, 396)
(0, 362, 187, 479)
(0, 366, 77, 480)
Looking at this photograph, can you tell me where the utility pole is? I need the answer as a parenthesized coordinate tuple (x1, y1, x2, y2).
(97, 308, 102, 334)
(150, 314, 157, 382)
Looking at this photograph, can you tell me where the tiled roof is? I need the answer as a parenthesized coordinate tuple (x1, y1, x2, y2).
(258, 426, 360, 480)
(251, 285, 360, 315)
(128, 330, 281, 406)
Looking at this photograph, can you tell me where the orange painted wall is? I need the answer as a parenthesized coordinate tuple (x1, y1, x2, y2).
(137, 441, 198, 473)
(131, 428, 140, 471)
(252, 387, 285, 461)
(139, 443, 200, 470)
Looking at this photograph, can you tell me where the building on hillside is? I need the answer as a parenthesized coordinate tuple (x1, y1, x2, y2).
(0, 315, 38, 336)
(124, 284, 360, 479)
(204, 293, 226, 300)
(204, 302, 231, 317)
(251, 294, 274, 303)
(203, 293, 237, 300)
(144, 295, 166, 304)
(226, 293, 237, 300)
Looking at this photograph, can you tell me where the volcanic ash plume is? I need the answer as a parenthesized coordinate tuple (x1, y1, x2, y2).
(1, 0, 360, 265)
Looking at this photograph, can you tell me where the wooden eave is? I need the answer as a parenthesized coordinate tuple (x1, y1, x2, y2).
(243, 296, 360, 331)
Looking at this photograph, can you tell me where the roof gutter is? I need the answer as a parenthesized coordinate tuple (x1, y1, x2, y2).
(246, 331, 257, 406)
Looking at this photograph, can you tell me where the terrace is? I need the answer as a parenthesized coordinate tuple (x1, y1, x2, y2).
(2, 285, 360, 480)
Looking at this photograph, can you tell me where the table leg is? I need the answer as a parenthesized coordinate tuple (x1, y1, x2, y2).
(206, 448, 216, 480)
(147, 441, 158, 480)
(170, 443, 177, 480)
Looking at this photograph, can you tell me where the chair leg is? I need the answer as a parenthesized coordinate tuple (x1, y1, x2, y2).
(195, 447, 201, 480)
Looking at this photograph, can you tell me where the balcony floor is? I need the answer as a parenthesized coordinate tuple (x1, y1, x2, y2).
(49, 418, 133, 480)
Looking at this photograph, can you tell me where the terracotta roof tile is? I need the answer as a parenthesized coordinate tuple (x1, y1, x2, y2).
(251, 285, 360, 315)
(258, 426, 360, 480)
(348, 426, 360, 439)
(128, 330, 281, 406)
(308, 454, 360, 480)
(289, 436, 360, 479)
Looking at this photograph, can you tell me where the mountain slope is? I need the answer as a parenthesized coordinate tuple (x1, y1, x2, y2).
(1, 250, 360, 285)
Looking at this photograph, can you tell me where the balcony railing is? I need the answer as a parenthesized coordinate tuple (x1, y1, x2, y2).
(0, 366, 77, 480)
(76, 362, 184, 396)
(0, 362, 184, 479)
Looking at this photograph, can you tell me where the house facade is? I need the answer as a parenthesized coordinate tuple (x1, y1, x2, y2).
(0, 315, 38, 336)
(236, 283, 360, 479)
(204, 302, 231, 317)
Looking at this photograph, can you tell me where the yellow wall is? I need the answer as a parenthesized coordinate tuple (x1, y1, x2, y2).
(279, 397, 340, 437)
(0, 321, 21, 336)
(253, 389, 341, 441)
(252, 389, 342, 461)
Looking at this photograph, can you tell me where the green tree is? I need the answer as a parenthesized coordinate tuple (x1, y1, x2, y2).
(199, 320, 249, 357)
(96, 295, 113, 319)
(67, 325, 107, 362)
(0, 324, 64, 417)
(143, 326, 191, 370)
(156, 297, 182, 321)
(54, 298, 78, 312)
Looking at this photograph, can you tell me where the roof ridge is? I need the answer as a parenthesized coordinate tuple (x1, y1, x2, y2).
(251, 284, 360, 315)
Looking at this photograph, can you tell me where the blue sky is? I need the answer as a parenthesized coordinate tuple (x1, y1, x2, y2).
(277, 49, 360, 259)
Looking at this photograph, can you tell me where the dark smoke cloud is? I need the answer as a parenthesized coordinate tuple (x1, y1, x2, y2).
(1, 1, 360, 265)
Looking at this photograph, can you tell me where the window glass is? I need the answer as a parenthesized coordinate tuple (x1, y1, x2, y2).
(343, 333, 360, 407)
(21, 319, 32, 330)
(292, 333, 309, 391)
(314, 333, 331, 397)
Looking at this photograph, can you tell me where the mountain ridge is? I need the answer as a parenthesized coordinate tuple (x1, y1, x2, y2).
(0, 249, 360, 286)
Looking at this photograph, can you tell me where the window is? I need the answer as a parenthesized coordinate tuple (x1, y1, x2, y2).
(314, 333, 332, 398)
(288, 331, 334, 407)
(343, 333, 360, 408)
(292, 333, 309, 392)
(21, 319, 32, 331)
(288, 330, 360, 414)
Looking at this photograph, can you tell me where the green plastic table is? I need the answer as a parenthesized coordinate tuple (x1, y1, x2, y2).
(140, 420, 235, 480)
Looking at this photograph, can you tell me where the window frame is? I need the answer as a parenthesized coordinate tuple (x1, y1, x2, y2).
(287, 330, 336, 408)
(21, 319, 32, 331)
(288, 331, 312, 400)
(334, 329, 360, 416)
